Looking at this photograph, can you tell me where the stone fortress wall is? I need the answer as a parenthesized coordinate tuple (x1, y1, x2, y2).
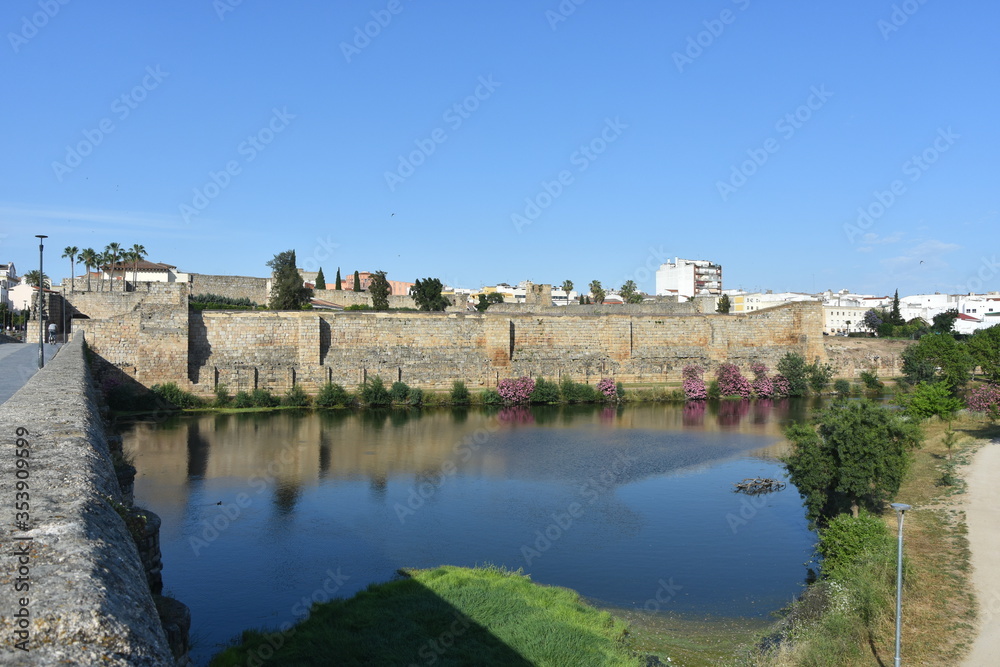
(71, 283, 833, 394)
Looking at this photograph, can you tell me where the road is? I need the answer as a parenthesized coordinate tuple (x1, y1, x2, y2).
(0, 341, 63, 404)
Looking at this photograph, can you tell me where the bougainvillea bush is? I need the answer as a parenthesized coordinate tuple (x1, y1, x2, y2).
(682, 365, 708, 401)
(716, 363, 753, 399)
(497, 376, 535, 404)
(966, 383, 1000, 419)
(596, 377, 617, 401)
(750, 363, 774, 398)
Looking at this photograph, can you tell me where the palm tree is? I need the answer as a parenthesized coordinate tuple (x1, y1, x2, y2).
(22, 270, 50, 288)
(104, 242, 122, 291)
(96, 250, 111, 291)
(129, 243, 147, 290)
(62, 246, 79, 293)
(561, 280, 573, 303)
(120, 251, 136, 291)
(79, 248, 97, 291)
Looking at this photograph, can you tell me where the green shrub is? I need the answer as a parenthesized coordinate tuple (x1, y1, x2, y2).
(480, 389, 502, 406)
(344, 304, 371, 311)
(361, 376, 391, 407)
(389, 381, 411, 403)
(250, 389, 278, 408)
(860, 370, 884, 391)
(282, 385, 311, 407)
(407, 387, 424, 406)
(777, 352, 810, 396)
(707, 379, 721, 400)
(834, 379, 851, 395)
(214, 383, 231, 407)
(898, 381, 963, 420)
(530, 377, 561, 404)
(559, 377, 599, 403)
(817, 511, 896, 582)
(315, 382, 351, 408)
(233, 391, 252, 408)
(808, 361, 835, 393)
(450, 380, 470, 405)
(151, 382, 204, 409)
(615, 382, 625, 400)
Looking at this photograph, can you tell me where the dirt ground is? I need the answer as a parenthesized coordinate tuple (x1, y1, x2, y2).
(962, 441, 1000, 667)
(822, 336, 914, 378)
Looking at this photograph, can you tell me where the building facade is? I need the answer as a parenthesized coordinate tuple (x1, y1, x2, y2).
(655, 258, 722, 298)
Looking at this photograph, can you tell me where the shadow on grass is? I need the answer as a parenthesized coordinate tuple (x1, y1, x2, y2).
(209, 573, 535, 667)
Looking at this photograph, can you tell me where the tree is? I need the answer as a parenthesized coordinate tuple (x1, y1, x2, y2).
(79, 248, 97, 291)
(898, 382, 963, 421)
(314, 267, 326, 290)
(777, 352, 810, 397)
(353, 270, 362, 292)
(121, 251, 137, 291)
(266, 250, 311, 310)
(105, 242, 122, 291)
(784, 400, 922, 523)
(931, 309, 959, 334)
(901, 332, 973, 390)
(561, 280, 573, 300)
(22, 270, 50, 288)
(335, 267, 342, 291)
(369, 270, 390, 311)
(589, 280, 605, 305)
(968, 325, 1000, 383)
(716, 294, 731, 314)
(863, 308, 883, 333)
(411, 277, 449, 311)
(96, 251, 112, 291)
(129, 243, 147, 291)
(62, 246, 79, 293)
(619, 280, 643, 304)
(889, 289, 904, 326)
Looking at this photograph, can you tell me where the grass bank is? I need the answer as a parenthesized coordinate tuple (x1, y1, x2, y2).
(736, 414, 996, 666)
(209, 565, 651, 666)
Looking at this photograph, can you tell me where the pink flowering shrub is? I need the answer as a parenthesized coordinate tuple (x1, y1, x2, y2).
(682, 365, 707, 401)
(597, 377, 617, 400)
(716, 363, 753, 399)
(771, 374, 791, 397)
(751, 363, 774, 398)
(497, 376, 535, 404)
(966, 384, 1000, 418)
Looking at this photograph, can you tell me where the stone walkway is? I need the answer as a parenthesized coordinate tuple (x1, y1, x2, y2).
(0, 341, 63, 404)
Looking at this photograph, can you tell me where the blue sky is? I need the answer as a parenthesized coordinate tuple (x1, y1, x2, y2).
(1, 0, 997, 296)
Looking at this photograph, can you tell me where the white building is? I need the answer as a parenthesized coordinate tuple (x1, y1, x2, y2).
(655, 258, 722, 299)
(0, 262, 16, 309)
(99, 260, 189, 286)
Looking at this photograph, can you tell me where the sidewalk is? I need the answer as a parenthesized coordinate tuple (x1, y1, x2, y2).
(963, 440, 1000, 667)
(0, 342, 63, 404)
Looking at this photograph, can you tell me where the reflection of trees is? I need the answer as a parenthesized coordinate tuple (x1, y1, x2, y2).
(186, 425, 211, 480)
(716, 400, 750, 427)
(682, 401, 706, 426)
(273, 481, 300, 515)
(498, 406, 535, 424)
(752, 398, 773, 424)
(369, 473, 387, 498)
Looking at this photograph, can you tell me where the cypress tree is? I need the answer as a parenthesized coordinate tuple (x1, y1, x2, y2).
(314, 267, 326, 290)
(335, 267, 342, 290)
(353, 270, 362, 292)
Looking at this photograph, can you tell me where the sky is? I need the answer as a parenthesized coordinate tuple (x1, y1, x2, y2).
(1, 1, 998, 297)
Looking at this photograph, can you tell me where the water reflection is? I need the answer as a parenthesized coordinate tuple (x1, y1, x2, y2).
(123, 399, 819, 666)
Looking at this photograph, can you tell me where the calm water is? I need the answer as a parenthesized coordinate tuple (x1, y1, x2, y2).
(122, 400, 821, 665)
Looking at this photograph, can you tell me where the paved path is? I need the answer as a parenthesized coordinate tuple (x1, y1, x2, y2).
(962, 440, 1000, 667)
(0, 342, 63, 404)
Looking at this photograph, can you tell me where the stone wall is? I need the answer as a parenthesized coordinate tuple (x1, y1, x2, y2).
(65, 283, 188, 323)
(0, 334, 177, 666)
(179, 302, 826, 394)
(188, 274, 270, 305)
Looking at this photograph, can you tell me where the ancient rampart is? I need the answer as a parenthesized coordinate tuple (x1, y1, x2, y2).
(0, 334, 178, 665)
(70, 285, 828, 394)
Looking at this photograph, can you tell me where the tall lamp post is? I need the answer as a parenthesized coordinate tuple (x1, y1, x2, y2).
(35, 234, 47, 369)
(891, 502, 912, 667)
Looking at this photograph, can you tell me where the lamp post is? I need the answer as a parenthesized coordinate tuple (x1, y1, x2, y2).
(891, 502, 912, 667)
(35, 234, 47, 369)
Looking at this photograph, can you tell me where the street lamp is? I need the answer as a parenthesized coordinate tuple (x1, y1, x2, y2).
(35, 234, 47, 369)
(891, 502, 912, 667)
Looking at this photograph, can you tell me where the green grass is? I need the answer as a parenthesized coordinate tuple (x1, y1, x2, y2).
(210, 565, 645, 667)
